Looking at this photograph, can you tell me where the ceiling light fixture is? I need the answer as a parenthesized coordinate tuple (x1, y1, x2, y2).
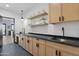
(21, 10, 24, 21)
(5, 4, 10, 7)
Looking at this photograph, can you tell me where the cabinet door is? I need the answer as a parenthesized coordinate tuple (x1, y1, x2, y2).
(60, 50, 78, 56)
(22, 37, 26, 49)
(38, 39, 46, 56)
(25, 37, 29, 51)
(46, 46, 56, 56)
(32, 38, 39, 56)
(19, 36, 22, 46)
(28, 37, 33, 54)
(62, 3, 79, 21)
(49, 3, 61, 24)
(46, 41, 57, 56)
(38, 44, 45, 56)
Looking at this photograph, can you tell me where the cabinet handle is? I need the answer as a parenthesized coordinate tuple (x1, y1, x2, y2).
(59, 51, 61, 56)
(27, 40, 29, 43)
(59, 16, 61, 21)
(36, 38, 39, 40)
(62, 16, 64, 21)
(22, 38, 24, 40)
(36, 43, 39, 47)
(56, 50, 58, 56)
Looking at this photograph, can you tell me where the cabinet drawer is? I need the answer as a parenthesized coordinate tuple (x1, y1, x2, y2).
(46, 41, 62, 49)
(39, 39, 45, 44)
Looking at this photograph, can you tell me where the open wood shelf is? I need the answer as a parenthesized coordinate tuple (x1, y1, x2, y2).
(28, 12, 48, 19)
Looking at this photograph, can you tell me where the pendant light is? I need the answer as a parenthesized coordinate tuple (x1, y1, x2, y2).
(21, 10, 24, 21)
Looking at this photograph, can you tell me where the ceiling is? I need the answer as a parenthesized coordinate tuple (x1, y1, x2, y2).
(0, 3, 39, 14)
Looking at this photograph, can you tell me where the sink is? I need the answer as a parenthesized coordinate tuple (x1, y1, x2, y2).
(59, 39, 66, 42)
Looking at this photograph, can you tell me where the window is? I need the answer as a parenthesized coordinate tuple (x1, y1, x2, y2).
(11, 24, 14, 30)
(2, 24, 6, 35)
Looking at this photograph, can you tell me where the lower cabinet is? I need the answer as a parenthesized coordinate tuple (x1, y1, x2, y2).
(18, 36, 22, 46)
(60, 50, 76, 56)
(25, 36, 29, 51)
(18, 35, 26, 49)
(25, 36, 33, 54)
(21, 36, 26, 49)
(46, 45, 56, 56)
(46, 40, 79, 56)
(28, 37, 33, 54)
(58, 46, 79, 56)
(45, 41, 57, 56)
(38, 39, 46, 56)
(32, 38, 39, 56)
(18, 35, 79, 56)
(32, 38, 46, 56)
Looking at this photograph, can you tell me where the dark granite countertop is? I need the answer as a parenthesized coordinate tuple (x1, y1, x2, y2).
(16, 33, 79, 47)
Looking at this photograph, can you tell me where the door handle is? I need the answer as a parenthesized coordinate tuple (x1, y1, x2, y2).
(22, 38, 24, 40)
(36, 43, 39, 47)
(56, 50, 58, 56)
(62, 16, 64, 21)
(59, 16, 61, 21)
(59, 51, 61, 56)
(27, 40, 29, 43)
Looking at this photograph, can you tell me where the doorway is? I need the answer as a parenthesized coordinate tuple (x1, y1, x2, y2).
(2, 17, 15, 45)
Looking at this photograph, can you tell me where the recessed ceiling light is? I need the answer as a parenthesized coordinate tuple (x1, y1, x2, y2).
(5, 4, 10, 7)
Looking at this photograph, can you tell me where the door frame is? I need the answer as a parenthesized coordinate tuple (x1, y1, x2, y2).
(2, 16, 15, 43)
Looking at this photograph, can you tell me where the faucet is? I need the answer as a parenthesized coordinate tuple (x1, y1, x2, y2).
(62, 27, 64, 36)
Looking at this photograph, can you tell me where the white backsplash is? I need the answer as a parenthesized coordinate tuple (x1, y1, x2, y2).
(30, 21, 79, 38)
(30, 24, 48, 34)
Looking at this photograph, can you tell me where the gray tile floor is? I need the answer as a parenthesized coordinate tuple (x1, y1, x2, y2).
(0, 36, 32, 56)
(0, 43, 32, 56)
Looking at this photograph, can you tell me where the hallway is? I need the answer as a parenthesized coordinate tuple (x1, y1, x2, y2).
(0, 36, 32, 56)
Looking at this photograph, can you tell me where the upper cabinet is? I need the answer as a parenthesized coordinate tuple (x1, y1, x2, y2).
(62, 3, 79, 21)
(49, 3, 79, 24)
(48, 3, 62, 24)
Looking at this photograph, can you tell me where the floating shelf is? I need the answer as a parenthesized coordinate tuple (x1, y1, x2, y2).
(30, 23, 48, 27)
(28, 11, 48, 19)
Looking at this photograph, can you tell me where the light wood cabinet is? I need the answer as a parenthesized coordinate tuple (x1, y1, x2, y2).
(60, 50, 77, 56)
(58, 44, 79, 56)
(48, 3, 61, 23)
(25, 36, 29, 51)
(18, 35, 79, 56)
(62, 3, 79, 22)
(28, 37, 33, 54)
(25, 36, 33, 54)
(45, 40, 79, 56)
(32, 38, 46, 56)
(32, 38, 39, 56)
(49, 3, 79, 24)
(46, 41, 57, 56)
(18, 36, 26, 49)
(46, 45, 57, 56)
(19, 36, 22, 46)
(38, 39, 46, 56)
(21, 36, 26, 49)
